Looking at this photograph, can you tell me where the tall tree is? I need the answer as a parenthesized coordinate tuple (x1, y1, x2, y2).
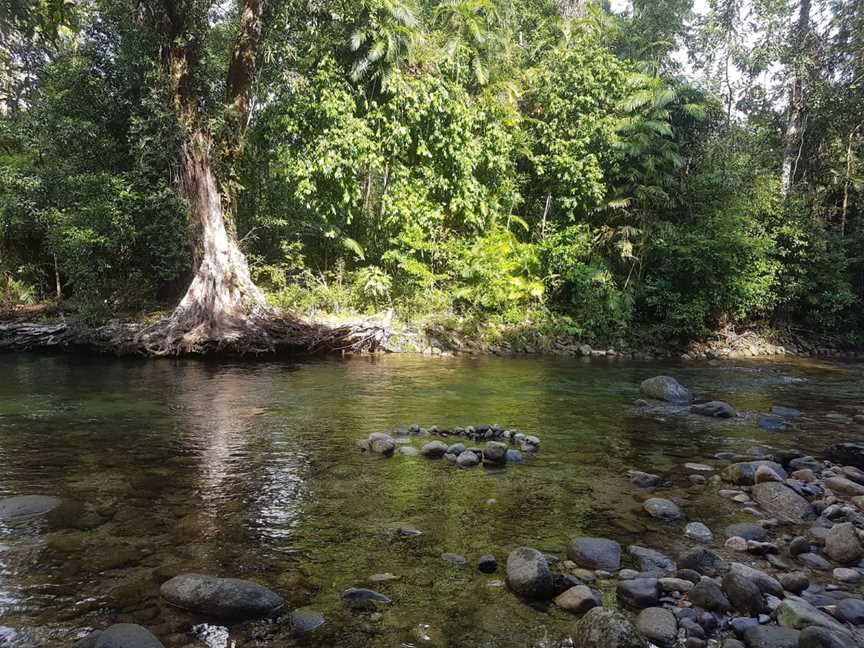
(781, 0, 812, 196)
(135, 0, 272, 353)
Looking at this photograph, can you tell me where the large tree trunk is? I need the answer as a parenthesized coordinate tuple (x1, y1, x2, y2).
(781, 0, 811, 197)
(137, 130, 270, 354)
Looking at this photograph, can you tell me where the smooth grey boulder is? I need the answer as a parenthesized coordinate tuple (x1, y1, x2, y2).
(741, 624, 800, 648)
(685, 522, 713, 543)
(617, 578, 660, 609)
(0, 495, 63, 520)
(776, 597, 849, 634)
(95, 624, 164, 648)
(367, 433, 396, 456)
(483, 441, 507, 465)
(640, 376, 692, 405)
(799, 626, 859, 648)
(628, 545, 675, 574)
(752, 482, 815, 522)
(643, 498, 682, 521)
(505, 547, 553, 600)
(688, 578, 730, 612)
(835, 598, 864, 625)
(420, 441, 448, 458)
(729, 563, 783, 598)
(456, 450, 480, 468)
(567, 537, 621, 571)
(825, 522, 863, 564)
(160, 574, 283, 620)
(722, 571, 764, 616)
(553, 585, 601, 614)
(572, 607, 647, 648)
(691, 401, 737, 418)
(635, 607, 677, 648)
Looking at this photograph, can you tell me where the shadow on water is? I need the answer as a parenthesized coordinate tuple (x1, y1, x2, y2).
(0, 353, 862, 646)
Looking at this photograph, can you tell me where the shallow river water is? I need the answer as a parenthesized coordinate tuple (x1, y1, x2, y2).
(0, 353, 863, 647)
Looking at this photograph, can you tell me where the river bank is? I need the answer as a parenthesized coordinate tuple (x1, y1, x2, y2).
(0, 307, 861, 360)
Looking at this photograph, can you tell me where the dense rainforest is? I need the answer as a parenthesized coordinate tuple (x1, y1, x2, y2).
(1, 0, 862, 352)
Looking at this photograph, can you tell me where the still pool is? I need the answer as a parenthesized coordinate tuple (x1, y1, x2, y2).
(0, 353, 862, 647)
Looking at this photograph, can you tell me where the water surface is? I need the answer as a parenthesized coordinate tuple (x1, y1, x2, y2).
(0, 354, 862, 647)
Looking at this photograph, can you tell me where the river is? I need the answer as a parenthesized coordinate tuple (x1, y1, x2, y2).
(0, 354, 862, 647)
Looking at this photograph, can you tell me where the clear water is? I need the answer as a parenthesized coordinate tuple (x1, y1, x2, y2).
(0, 353, 862, 647)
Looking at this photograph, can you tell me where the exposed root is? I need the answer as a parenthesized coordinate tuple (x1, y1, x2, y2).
(0, 310, 393, 357)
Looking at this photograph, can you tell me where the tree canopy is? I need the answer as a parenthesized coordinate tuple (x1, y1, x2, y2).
(1, 0, 862, 345)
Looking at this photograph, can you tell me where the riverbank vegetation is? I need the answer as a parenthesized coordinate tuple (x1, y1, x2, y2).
(1, 0, 862, 353)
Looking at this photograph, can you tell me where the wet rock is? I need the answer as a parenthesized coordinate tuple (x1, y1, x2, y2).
(833, 567, 861, 583)
(628, 470, 663, 489)
(420, 441, 448, 458)
(398, 526, 423, 537)
(798, 552, 832, 571)
(691, 401, 737, 418)
(741, 625, 800, 648)
(725, 523, 767, 541)
(290, 608, 325, 634)
(722, 462, 787, 486)
(554, 585, 601, 614)
(828, 444, 864, 470)
(799, 627, 858, 648)
(640, 376, 693, 405)
(685, 522, 713, 543)
(635, 607, 677, 647)
(94, 624, 164, 648)
(836, 598, 864, 625)
(722, 571, 764, 616)
(628, 545, 675, 574)
(399, 446, 418, 456)
(825, 476, 864, 497)
(643, 498, 682, 521)
(660, 577, 693, 592)
(478, 554, 497, 573)
(441, 553, 467, 566)
(728, 563, 783, 598)
(759, 417, 788, 431)
(342, 587, 392, 609)
(678, 547, 725, 576)
(751, 482, 814, 522)
(772, 406, 802, 418)
(0, 494, 63, 520)
(789, 536, 811, 556)
(779, 572, 809, 595)
(567, 537, 621, 571)
(367, 433, 396, 456)
(505, 449, 523, 464)
(617, 577, 661, 609)
(160, 574, 284, 620)
(446, 443, 466, 455)
(456, 450, 480, 468)
(505, 547, 553, 600)
(572, 607, 647, 648)
(825, 522, 863, 563)
(688, 578, 730, 612)
(483, 441, 508, 465)
(755, 465, 785, 483)
(776, 597, 849, 633)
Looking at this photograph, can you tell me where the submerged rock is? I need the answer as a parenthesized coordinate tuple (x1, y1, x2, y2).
(456, 450, 480, 468)
(567, 537, 621, 571)
(628, 470, 663, 489)
(94, 624, 164, 648)
(483, 441, 507, 465)
(572, 607, 647, 648)
(160, 574, 283, 620)
(0, 494, 63, 520)
(420, 441, 448, 458)
(691, 401, 737, 418)
(640, 376, 693, 405)
(290, 608, 325, 634)
(341, 587, 392, 609)
(367, 433, 396, 456)
(505, 547, 553, 600)
(643, 498, 682, 521)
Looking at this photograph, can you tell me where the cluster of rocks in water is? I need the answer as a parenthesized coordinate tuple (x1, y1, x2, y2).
(497, 376, 864, 648)
(357, 423, 540, 468)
